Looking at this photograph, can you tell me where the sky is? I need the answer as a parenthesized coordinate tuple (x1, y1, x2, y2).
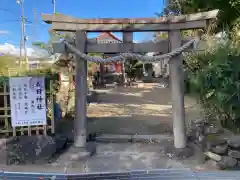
(0, 0, 165, 57)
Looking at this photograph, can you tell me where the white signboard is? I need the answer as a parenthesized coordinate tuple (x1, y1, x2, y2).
(9, 77, 47, 127)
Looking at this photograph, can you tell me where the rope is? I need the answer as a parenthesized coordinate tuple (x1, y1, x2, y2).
(63, 38, 198, 63)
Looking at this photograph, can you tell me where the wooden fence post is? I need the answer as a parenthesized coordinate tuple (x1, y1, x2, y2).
(74, 31, 87, 148)
(169, 30, 187, 149)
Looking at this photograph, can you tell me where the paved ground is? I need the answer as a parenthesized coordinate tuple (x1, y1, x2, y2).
(0, 143, 198, 174)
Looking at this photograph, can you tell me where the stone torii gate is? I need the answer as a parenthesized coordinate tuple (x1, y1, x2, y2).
(42, 10, 218, 152)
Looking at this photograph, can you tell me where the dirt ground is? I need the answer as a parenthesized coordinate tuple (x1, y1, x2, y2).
(87, 83, 204, 135)
(56, 82, 204, 142)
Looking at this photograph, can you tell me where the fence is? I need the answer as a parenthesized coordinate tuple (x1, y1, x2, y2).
(0, 78, 55, 137)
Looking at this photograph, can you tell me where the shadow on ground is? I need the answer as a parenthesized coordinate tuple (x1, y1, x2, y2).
(92, 87, 172, 105)
(88, 115, 173, 135)
(57, 85, 203, 141)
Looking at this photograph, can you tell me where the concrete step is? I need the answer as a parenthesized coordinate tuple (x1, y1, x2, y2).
(94, 133, 173, 143)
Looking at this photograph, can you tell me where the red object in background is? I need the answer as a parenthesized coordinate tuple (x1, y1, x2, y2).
(115, 63, 123, 73)
(91, 62, 123, 73)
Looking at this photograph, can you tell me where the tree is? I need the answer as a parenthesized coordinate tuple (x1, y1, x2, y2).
(162, 0, 240, 33)
(124, 59, 144, 80)
(32, 30, 74, 55)
(0, 56, 20, 76)
(33, 12, 75, 55)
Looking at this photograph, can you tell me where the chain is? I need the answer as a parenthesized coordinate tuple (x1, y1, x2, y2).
(63, 38, 198, 63)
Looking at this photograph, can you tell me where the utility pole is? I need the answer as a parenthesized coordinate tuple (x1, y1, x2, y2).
(33, 8, 38, 41)
(23, 28, 28, 70)
(16, 0, 27, 68)
(33, 8, 39, 69)
(52, 0, 56, 14)
(16, 0, 23, 65)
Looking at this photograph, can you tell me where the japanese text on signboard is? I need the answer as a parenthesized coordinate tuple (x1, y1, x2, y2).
(9, 77, 47, 127)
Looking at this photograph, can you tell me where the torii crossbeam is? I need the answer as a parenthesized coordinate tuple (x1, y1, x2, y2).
(41, 10, 218, 153)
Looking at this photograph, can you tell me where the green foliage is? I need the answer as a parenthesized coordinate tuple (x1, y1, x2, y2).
(124, 60, 143, 79)
(32, 27, 75, 55)
(87, 53, 103, 76)
(88, 53, 103, 57)
(161, 0, 240, 33)
(185, 38, 240, 132)
(53, 12, 61, 15)
(0, 56, 19, 75)
(0, 67, 59, 95)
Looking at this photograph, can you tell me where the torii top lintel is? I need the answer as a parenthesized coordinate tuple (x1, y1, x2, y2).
(41, 10, 218, 32)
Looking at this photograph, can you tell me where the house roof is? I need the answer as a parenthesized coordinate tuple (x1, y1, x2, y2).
(96, 32, 122, 42)
(89, 32, 139, 43)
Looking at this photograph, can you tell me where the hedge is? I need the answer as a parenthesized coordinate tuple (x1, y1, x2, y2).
(0, 68, 59, 94)
(184, 39, 240, 132)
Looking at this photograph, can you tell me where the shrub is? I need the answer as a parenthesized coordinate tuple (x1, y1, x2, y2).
(0, 67, 59, 95)
(185, 38, 240, 132)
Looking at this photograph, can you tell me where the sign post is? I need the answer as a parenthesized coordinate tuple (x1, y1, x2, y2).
(9, 77, 47, 127)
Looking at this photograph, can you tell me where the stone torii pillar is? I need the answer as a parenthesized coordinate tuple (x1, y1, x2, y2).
(74, 31, 88, 148)
(169, 30, 186, 149)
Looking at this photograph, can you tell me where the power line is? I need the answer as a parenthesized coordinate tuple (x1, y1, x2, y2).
(0, 4, 33, 23)
(0, 20, 21, 24)
(0, 19, 32, 24)
(0, 5, 19, 16)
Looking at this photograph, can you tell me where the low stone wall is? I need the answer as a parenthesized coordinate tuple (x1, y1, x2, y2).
(0, 135, 68, 165)
(187, 119, 240, 170)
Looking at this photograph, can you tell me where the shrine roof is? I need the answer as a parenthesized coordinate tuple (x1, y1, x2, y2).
(96, 32, 122, 42)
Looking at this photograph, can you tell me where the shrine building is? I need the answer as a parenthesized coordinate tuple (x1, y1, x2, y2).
(90, 32, 124, 84)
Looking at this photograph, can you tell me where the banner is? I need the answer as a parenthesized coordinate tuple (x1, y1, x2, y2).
(9, 77, 47, 127)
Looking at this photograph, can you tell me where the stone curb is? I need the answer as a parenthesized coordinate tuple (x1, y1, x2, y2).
(95, 134, 173, 143)
(95, 134, 132, 143)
